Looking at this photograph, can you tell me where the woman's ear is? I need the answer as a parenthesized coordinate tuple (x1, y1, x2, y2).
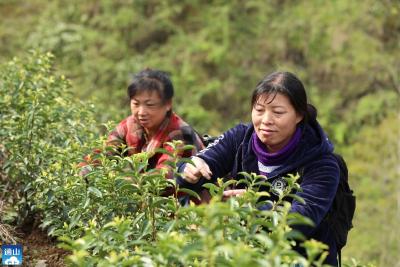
(296, 112, 304, 124)
(165, 99, 172, 112)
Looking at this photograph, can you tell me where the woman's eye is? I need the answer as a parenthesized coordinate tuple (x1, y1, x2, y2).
(146, 103, 158, 109)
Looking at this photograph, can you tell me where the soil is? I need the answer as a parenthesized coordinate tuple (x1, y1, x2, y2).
(0, 150, 68, 266)
(16, 227, 68, 267)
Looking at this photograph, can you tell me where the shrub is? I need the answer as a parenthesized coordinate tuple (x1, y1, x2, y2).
(0, 51, 97, 227)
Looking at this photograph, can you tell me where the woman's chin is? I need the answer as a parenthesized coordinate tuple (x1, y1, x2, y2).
(139, 120, 150, 127)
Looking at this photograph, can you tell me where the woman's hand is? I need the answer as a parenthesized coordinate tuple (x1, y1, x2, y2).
(222, 189, 246, 198)
(182, 156, 212, 184)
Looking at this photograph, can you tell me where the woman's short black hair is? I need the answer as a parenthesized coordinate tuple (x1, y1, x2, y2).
(251, 71, 317, 123)
(127, 69, 174, 103)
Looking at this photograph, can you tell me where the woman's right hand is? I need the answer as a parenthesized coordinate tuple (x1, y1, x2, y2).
(182, 156, 212, 184)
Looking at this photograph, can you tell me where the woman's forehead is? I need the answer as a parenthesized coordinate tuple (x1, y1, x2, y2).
(255, 92, 290, 105)
(132, 89, 162, 101)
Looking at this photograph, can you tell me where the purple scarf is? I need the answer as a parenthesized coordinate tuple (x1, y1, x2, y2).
(251, 127, 302, 174)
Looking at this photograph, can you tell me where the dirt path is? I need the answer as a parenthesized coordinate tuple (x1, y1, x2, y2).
(17, 228, 68, 267)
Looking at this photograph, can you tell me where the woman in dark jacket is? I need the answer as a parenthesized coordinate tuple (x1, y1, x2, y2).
(177, 71, 340, 266)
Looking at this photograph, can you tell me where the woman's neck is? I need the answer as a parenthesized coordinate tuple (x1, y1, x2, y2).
(252, 127, 302, 166)
(143, 115, 170, 140)
(145, 129, 156, 139)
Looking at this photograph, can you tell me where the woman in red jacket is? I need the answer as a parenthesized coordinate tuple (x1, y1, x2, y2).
(81, 69, 204, 181)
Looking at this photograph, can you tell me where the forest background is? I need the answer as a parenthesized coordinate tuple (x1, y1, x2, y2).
(0, 0, 399, 266)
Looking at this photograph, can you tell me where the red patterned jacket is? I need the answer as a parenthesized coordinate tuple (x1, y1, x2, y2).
(107, 112, 204, 174)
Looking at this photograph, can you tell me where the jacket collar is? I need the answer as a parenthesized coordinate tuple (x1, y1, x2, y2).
(240, 121, 333, 179)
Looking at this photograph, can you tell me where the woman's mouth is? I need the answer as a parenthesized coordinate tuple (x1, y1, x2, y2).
(260, 129, 276, 136)
(138, 118, 149, 124)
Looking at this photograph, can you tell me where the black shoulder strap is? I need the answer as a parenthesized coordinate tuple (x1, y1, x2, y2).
(333, 153, 348, 181)
(202, 134, 218, 147)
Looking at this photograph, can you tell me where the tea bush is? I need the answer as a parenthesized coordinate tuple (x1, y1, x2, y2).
(60, 174, 328, 267)
(0, 51, 98, 228)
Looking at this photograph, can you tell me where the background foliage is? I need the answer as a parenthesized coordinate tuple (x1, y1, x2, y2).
(0, 0, 399, 266)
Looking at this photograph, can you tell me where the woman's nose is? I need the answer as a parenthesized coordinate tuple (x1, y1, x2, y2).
(137, 105, 147, 115)
(261, 112, 273, 124)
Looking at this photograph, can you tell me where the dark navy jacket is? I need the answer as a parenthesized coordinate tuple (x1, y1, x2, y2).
(177, 120, 340, 266)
